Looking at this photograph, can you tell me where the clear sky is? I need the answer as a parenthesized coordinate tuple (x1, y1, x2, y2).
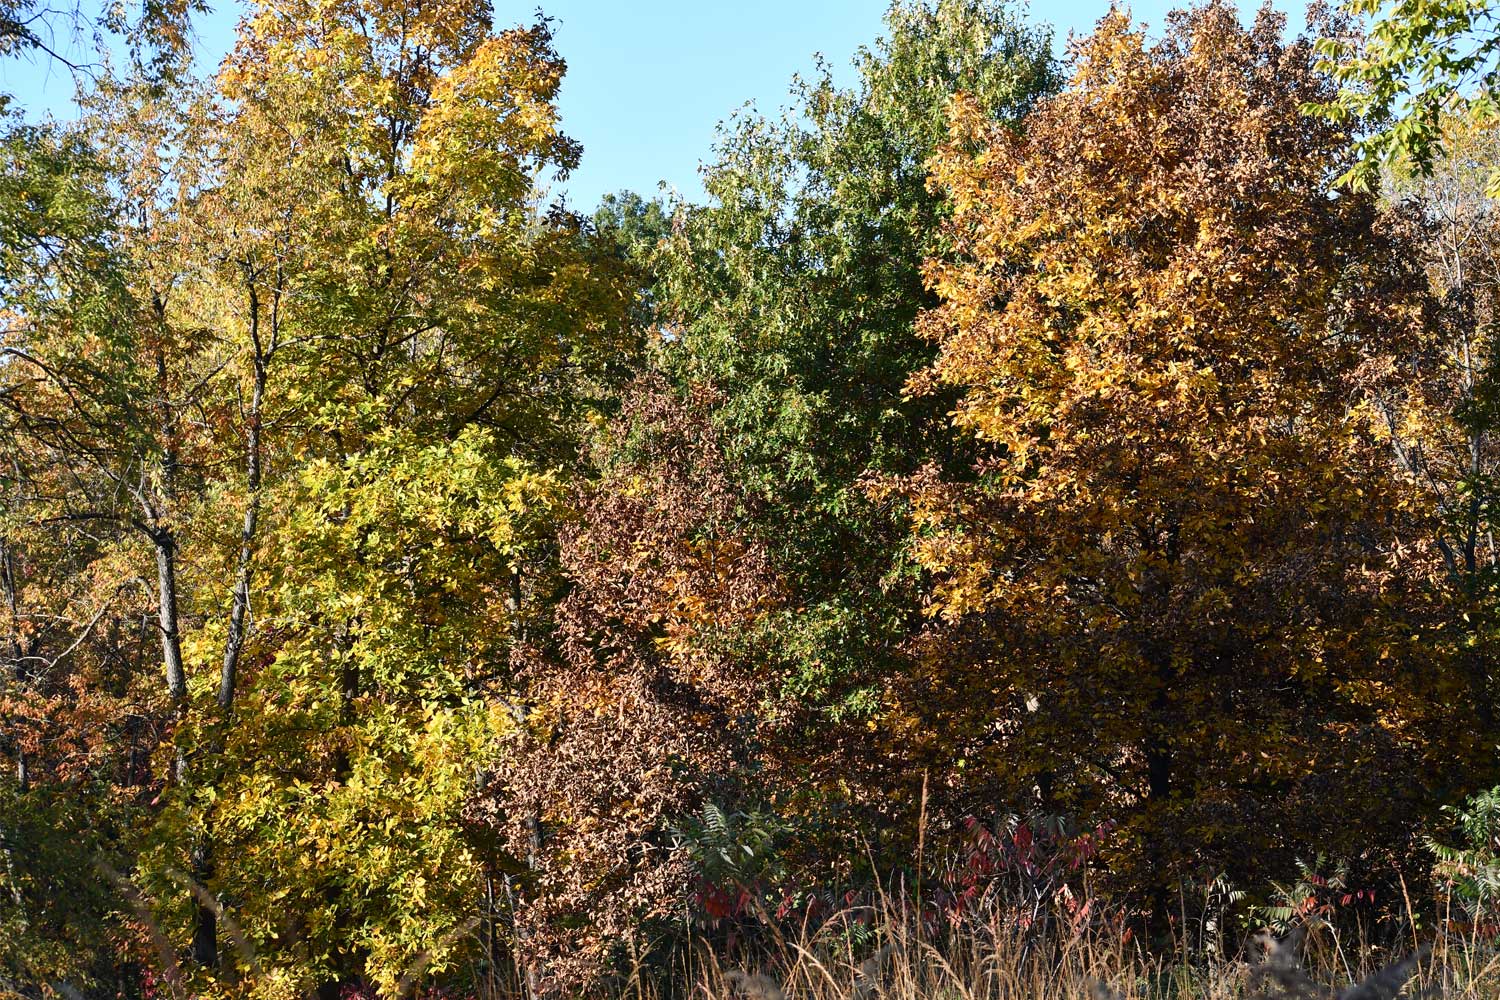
(1, 0, 1310, 210)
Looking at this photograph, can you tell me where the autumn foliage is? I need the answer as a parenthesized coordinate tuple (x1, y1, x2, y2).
(903, 3, 1472, 891)
(5, 1, 1500, 998)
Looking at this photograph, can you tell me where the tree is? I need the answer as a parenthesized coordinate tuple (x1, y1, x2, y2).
(654, 0, 1055, 728)
(0, 107, 156, 998)
(1375, 109, 1500, 789)
(905, 2, 1466, 900)
(1313, 0, 1500, 192)
(164, 0, 636, 993)
(3, 0, 636, 991)
(488, 2, 1057, 981)
(490, 378, 774, 985)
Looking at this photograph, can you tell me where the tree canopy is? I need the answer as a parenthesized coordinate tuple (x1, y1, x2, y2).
(5, 1, 1500, 997)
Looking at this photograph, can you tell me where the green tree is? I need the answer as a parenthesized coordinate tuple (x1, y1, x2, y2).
(659, 0, 1053, 719)
(0, 106, 152, 999)
(1314, 0, 1500, 192)
(660, 0, 1054, 695)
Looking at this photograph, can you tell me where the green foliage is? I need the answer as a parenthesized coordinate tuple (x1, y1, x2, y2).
(0, 112, 135, 384)
(1431, 787, 1500, 916)
(0, 780, 131, 996)
(1313, 0, 1500, 193)
(650, 0, 1056, 717)
(1252, 857, 1358, 936)
(592, 190, 673, 267)
(672, 803, 789, 892)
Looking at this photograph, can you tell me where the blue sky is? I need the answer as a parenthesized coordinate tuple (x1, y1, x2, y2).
(2, 0, 1309, 210)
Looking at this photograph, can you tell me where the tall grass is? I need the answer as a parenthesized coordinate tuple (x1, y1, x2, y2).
(92, 866, 1500, 998)
(95, 811, 1500, 999)
(586, 888, 1500, 1000)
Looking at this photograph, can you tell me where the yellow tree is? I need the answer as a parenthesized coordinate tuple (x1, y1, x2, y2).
(904, 3, 1467, 900)
(1379, 111, 1500, 742)
(166, 0, 636, 994)
(3, 0, 633, 991)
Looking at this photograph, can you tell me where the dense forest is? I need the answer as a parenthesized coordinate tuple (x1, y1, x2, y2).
(6, 0, 1500, 996)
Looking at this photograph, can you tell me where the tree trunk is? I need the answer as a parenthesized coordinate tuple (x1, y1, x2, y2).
(1, 533, 29, 792)
(154, 532, 187, 711)
(219, 466, 259, 711)
(190, 842, 218, 967)
(219, 285, 269, 713)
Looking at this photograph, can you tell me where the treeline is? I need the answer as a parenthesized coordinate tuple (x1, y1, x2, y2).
(3, 0, 1500, 996)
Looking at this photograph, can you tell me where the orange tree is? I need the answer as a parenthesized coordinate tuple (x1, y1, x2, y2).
(901, 2, 1477, 902)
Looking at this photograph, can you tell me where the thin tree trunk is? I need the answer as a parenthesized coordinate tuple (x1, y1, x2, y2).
(152, 527, 218, 967)
(523, 813, 543, 1000)
(155, 531, 187, 711)
(191, 842, 218, 966)
(315, 619, 360, 998)
(219, 295, 268, 713)
(204, 269, 282, 973)
(1, 533, 28, 791)
(0, 532, 28, 913)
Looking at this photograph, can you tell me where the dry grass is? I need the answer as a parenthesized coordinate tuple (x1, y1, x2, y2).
(90, 853, 1500, 999)
(587, 895, 1500, 1000)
